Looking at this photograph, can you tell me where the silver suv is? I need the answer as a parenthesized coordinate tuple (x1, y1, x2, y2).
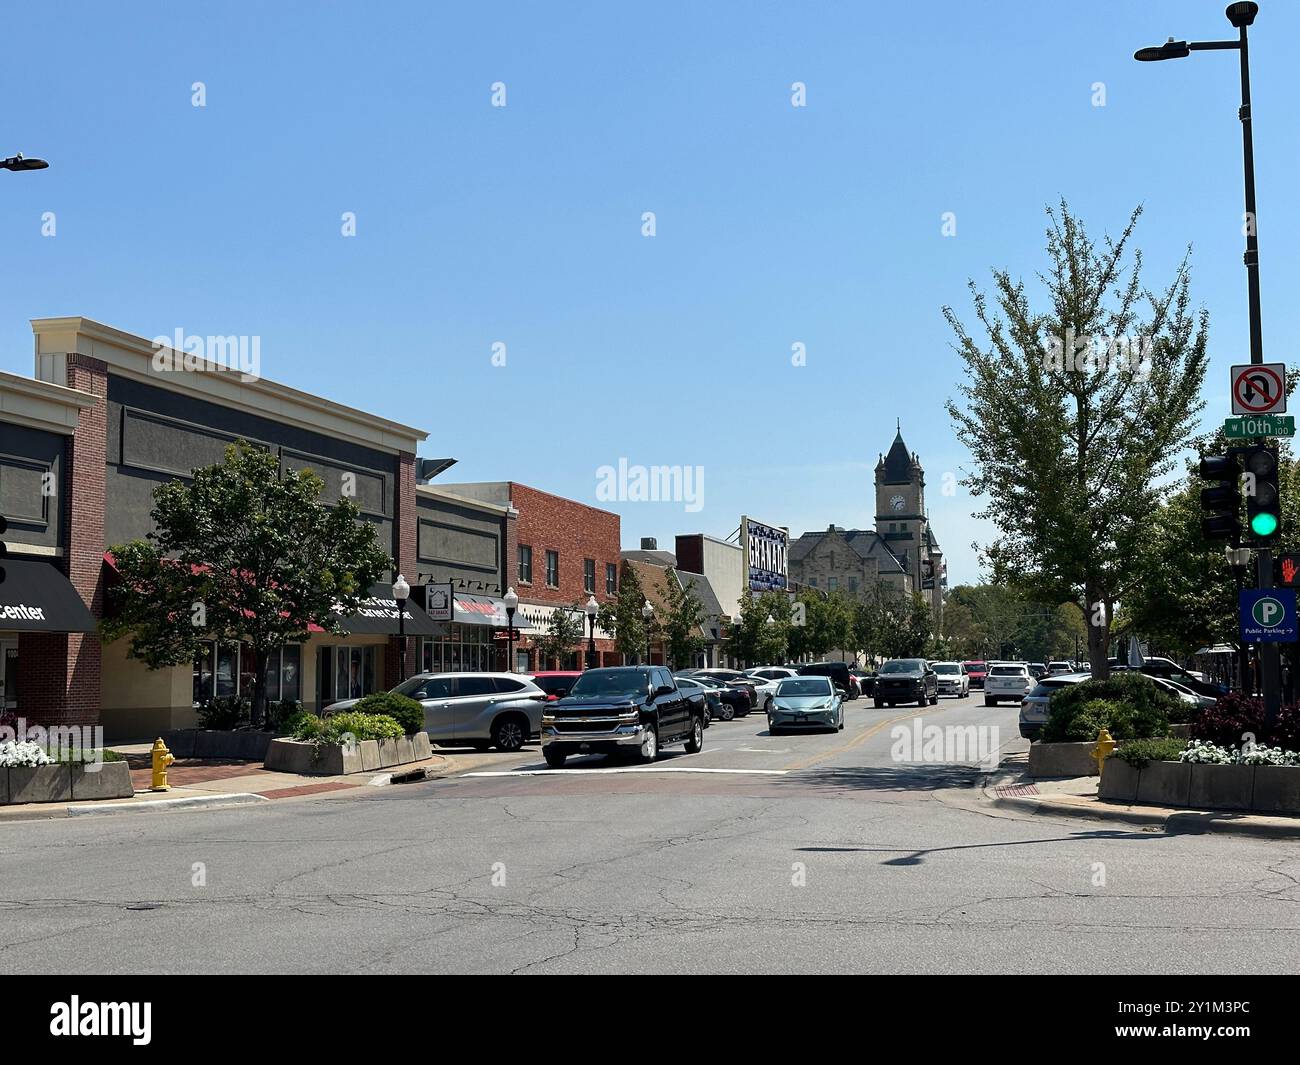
(326, 672, 546, 751)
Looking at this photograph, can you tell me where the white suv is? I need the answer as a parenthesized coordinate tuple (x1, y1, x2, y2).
(983, 663, 1031, 706)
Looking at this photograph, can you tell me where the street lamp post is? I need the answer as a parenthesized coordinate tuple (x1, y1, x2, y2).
(1135, 1, 1280, 722)
(642, 600, 654, 664)
(392, 573, 410, 683)
(584, 595, 599, 670)
(1, 154, 49, 174)
(504, 586, 519, 673)
(1226, 546, 1254, 692)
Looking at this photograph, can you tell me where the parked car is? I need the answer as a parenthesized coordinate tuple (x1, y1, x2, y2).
(329, 672, 546, 751)
(541, 666, 705, 767)
(983, 663, 1032, 706)
(746, 666, 800, 683)
(1028, 662, 1048, 680)
(1130, 657, 1229, 699)
(767, 676, 845, 734)
(850, 668, 877, 697)
(1018, 671, 1208, 739)
(525, 670, 583, 702)
(687, 669, 758, 715)
(931, 661, 969, 698)
(1046, 661, 1073, 675)
(963, 660, 989, 689)
(672, 675, 721, 726)
(797, 661, 859, 700)
(873, 658, 938, 707)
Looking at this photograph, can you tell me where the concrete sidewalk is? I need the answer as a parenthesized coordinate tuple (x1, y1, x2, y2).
(0, 750, 452, 823)
(986, 768, 1300, 839)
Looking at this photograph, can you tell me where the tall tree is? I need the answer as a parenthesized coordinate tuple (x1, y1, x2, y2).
(728, 588, 789, 666)
(655, 568, 705, 669)
(533, 601, 586, 669)
(945, 203, 1209, 677)
(102, 441, 391, 727)
(596, 562, 648, 663)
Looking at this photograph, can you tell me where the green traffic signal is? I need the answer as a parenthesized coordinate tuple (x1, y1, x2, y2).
(1251, 511, 1280, 537)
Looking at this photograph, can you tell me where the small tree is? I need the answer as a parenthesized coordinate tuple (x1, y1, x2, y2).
(596, 562, 648, 663)
(656, 568, 705, 669)
(533, 602, 586, 669)
(728, 588, 789, 666)
(102, 441, 391, 727)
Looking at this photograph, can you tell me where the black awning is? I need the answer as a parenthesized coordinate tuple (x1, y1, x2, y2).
(0, 558, 97, 633)
(334, 584, 440, 636)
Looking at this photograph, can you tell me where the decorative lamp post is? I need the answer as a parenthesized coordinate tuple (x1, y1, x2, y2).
(642, 599, 654, 664)
(584, 595, 599, 669)
(392, 573, 410, 682)
(504, 586, 519, 673)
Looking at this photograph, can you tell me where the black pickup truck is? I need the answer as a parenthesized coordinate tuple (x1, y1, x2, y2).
(540, 666, 705, 768)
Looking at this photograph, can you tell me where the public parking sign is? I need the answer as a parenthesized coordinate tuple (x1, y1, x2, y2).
(1231, 363, 1287, 416)
(1239, 588, 1299, 643)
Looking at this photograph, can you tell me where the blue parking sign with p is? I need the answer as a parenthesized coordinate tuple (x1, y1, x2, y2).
(1239, 589, 1299, 643)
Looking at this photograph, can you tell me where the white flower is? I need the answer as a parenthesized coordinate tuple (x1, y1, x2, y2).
(0, 741, 54, 768)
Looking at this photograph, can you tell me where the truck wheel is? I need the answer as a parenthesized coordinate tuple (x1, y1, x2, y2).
(543, 747, 567, 768)
(637, 723, 659, 763)
(874, 699, 884, 709)
(491, 715, 527, 752)
(929, 693, 939, 705)
(685, 715, 704, 754)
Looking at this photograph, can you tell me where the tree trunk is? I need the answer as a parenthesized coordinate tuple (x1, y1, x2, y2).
(1084, 588, 1110, 679)
(249, 644, 269, 730)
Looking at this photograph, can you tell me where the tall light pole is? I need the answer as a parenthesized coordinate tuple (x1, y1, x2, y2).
(584, 595, 599, 670)
(392, 574, 410, 683)
(642, 599, 654, 664)
(1135, 1, 1280, 722)
(504, 586, 519, 673)
(1, 154, 49, 174)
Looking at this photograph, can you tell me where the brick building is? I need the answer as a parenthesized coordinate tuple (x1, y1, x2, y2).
(439, 481, 620, 669)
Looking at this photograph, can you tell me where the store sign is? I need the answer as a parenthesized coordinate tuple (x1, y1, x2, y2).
(425, 582, 453, 622)
(741, 515, 789, 591)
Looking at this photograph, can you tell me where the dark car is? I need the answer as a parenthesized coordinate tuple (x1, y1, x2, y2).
(686, 669, 756, 716)
(526, 671, 583, 702)
(873, 658, 938, 707)
(850, 669, 877, 697)
(672, 675, 721, 726)
(541, 666, 705, 767)
(797, 662, 858, 700)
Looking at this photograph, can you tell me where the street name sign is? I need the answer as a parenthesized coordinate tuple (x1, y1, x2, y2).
(1231, 363, 1287, 416)
(1239, 588, 1298, 643)
(1224, 414, 1295, 439)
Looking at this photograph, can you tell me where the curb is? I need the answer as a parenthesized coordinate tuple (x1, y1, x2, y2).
(988, 789, 1300, 839)
(66, 793, 270, 817)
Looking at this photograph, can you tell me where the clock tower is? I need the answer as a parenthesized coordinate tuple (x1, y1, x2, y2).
(874, 425, 943, 628)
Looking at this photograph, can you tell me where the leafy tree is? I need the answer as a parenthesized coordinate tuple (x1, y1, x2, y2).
(597, 562, 649, 663)
(878, 591, 934, 659)
(728, 588, 789, 666)
(945, 203, 1209, 677)
(102, 441, 390, 727)
(789, 590, 854, 662)
(655, 568, 706, 669)
(944, 584, 1086, 661)
(533, 601, 586, 669)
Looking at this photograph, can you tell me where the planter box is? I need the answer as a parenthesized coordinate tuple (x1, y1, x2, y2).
(8, 764, 72, 804)
(264, 736, 427, 777)
(1028, 741, 1101, 778)
(412, 732, 432, 760)
(1098, 757, 1140, 802)
(1135, 760, 1191, 807)
(359, 739, 380, 772)
(70, 761, 135, 802)
(377, 738, 400, 769)
(187, 729, 274, 761)
(161, 729, 196, 758)
(1189, 763, 1255, 811)
(1252, 766, 1300, 814)
(395, 736, 415, 765)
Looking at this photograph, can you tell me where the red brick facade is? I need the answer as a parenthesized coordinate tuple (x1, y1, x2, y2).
(17, 355, 107, 728)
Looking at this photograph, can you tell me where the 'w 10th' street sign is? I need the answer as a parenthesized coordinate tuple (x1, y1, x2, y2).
(1224, 414, 1295, 439)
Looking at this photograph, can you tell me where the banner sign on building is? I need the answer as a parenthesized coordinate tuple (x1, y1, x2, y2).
(740, 515, 789, 592)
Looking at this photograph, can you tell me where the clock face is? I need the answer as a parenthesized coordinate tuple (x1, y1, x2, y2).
(890, 495, 906, 512)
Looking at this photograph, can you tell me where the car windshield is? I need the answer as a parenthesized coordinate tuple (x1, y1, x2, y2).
(965, 662, 987, 671)
(568, 670, 649, 698)
(933, 663, 960, 674)
(391, 676, 435, 697)
(778, 678, 833, 696)
(991, 665, 1026, 676)
(881, 660, 924, 673)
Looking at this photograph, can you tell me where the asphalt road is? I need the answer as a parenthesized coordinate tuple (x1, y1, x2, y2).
(3, 691, 1300, 974)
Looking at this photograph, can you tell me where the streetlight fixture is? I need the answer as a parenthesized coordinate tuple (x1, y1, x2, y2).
(503, 586, 519, 673)
(392, 573, 410, 682)
(1134, 0, 1280, 719)
(641, 599, 654, 664)
(1, 153, 49, 173)
(1225, 545, 1254, 692)
(584, 595, 599, 669)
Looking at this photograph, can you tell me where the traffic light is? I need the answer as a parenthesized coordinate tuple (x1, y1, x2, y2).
(1244, 444, 1281, 543)
(1198, 454, 1241, 541)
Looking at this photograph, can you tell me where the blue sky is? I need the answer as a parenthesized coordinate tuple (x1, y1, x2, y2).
(3, 0, 1298, 585)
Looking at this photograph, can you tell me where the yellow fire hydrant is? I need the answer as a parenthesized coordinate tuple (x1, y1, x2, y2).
(150, 738, 175, 792)
(1091, 727, 1117, 779)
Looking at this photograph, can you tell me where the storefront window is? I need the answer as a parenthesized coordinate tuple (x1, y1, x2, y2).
(215, 644, 238, 698)
(418, 626, 494, 673)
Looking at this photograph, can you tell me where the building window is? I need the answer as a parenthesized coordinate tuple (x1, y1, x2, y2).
(546, 550, 559, 587)
(583, 558, 596, 593)
(809, 577, 818, 587)
(828, 577, 838, 591)
(848, 576, 858, 594)
(518, 544, 533, 583)
(419, 626, 496, 673)
(606, 563, 618, 595)
(193, 641, 302, 706)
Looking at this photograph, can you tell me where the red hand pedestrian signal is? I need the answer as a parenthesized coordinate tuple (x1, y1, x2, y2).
(1285, 558, 1298, 586)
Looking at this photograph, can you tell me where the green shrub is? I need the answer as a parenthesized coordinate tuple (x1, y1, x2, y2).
(1042, 673, 1176, 742)
(197, 695, 251, 730)
(318, 711, 403, 744)
(352, 691, 424, 735)
(1114, 736, 1186, 769)
(268, 699, 305, 731)
(288, 711, 324, 740)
